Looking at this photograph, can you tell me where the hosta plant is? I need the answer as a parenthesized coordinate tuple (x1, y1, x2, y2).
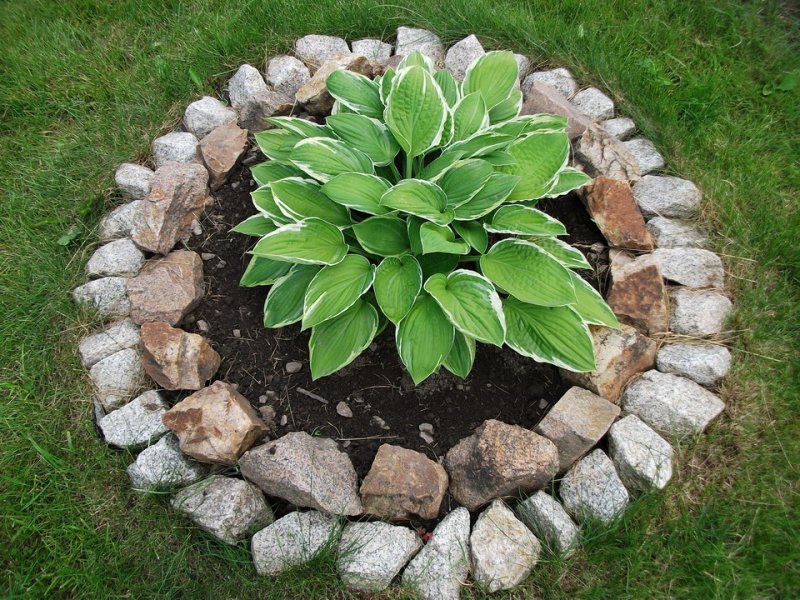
(233, 50, 619, 383)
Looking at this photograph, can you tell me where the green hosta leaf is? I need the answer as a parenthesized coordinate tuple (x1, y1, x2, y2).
(530, 237, 592, 269)
(380, 179, 453, 225)
(490, 114, 569, 139)
(263, 265, 321, 327)
(379, 68, 395, 104)
(424, 270, 506, 345)
(488, 88, 522, 124)
(321, 173, 392, 215)
(396, 292, 455, 384)
(452, 92, 489, 142)
(398, 51, 434, 73)
(453, 173, 520, 220)
(439, 159, 493, 208)
(419, 150, 464, 181)
(452, 221, 488, 253)
(544, 167, 592, 197)
(500, 131, 570, 201)
(406, 216, 424, 254)
(480, 239, 576, 306)
(271, 177, 351, 227)
(352, 215, 410, 256)
(252, 186, 291, 224)
(302, 255, 375, 329)
(482, 150, 516, 166)
(331, 100, 355, 114)
(326, 113, 400, 166)
(437, 109, 454, 150)
(485, 205, 567, 236)
(503, 296, 596, 372)
(251, 161, 304, 186)
(240, 255, 292, 287)
(326, 69, 383, 118)
(462, 51, 519, 109)
(569, 272, 619, 328)
(266, 116, 332, 138)
(419, 223, 470, 255)
(434, 68, 459, 106)
(310, 299, 379, 379)
(252, 218, 348, 265)
(448, 132, 514, 158)
(374, 255, 423, 323)
(418, 253, 460, 278)
(384, 65, 448, 158)
(442, 330, 476, 378)
(254, 129, 302, 160)
(290, 137, 374, 183)
(231, 214, 277, 236)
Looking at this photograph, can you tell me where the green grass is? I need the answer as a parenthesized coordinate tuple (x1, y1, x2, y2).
(1, 0, 798, 597)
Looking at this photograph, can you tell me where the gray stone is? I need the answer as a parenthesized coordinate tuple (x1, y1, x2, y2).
(251, 510, 339, 575)
(335, 401, 353, 418)
(89, 347, 143, 412)
(72, 277, 130, 317)
(623, 137, 665, 175)
(522, 68, 578, 99)
(79, 318, 140, 368)
(656, 343, 732, 387)
(647, 217, 708, 248)
(601, 117, 636, 140)
(98, 201, 144, 241)
(608, 415, 673, 492)
(520, 82, 591, 140)
(559, 449, 629, 525)
(470, 500, 541, 593)
(571, 87, 615, 120)
(152, 132, 201, 168)
(285, 360, 302, 373)
(669, 288, 733, 336)
(295, 35, 350, 71)
(633, 175, 701, 219)
(114, 163, 154, 201)
(172, 475, 274, 545)
(651, 247, 724, 288)
(402, 507, 471, 600)
(513, 54, 531, 79)
(337, 521, 422, 592)
(86, 238, 145, 278)
(127, 434, 208, 491)
(351, 39, 393, 63)
(517, 491, 580, 557)
(265, 55, 311, 97)
(395, 27, 445, 67)
(622, 370, 726, 437)
(98, 390, 169, 448)
(228, 64, 292, 132)
(576, 124, 641, 181)
(444, 34, 485, 80)
(182, 96, 237, 140)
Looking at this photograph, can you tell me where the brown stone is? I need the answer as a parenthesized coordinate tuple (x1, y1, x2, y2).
(583, 176, 653, 250)
(359, 444, 448, 520)
(444, 420, 558, 511)
(200, 122, 248, 190)
(296, 54, 375, 115)
(127, 250, 204, 325)
(535, 387, 621, 473)
(163, 381, 266, 464)
(607, 251, 670, 334)
(561, 324, 656, 403)
(520, 82, 590, 140)
(140, 322, 220, 390)
(131, 161, 210, 255)
(576, 124, 641, 182)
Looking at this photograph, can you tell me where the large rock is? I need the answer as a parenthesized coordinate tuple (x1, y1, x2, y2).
(652, 247, 724, 288)
(86, 238, 145, 278)
(520, 82, 590, 139)
(200, 121, 247, 190)
(608, 415, 673, 491)
(516, 490, 580, 557)
(127, 434, 208, 491)
(647, 217, 708, 248)
(535, 386, 621, 473)
(98, 200, 143, 241)
(127, 250, 205, 325)
(571, 87, 615, 120)
(669, 288, 732, 336)
(251, 510, 339, 575)
(114, 163, 154, 201)
(163, 381, 265, 464)
(98, 390, 169, 448)
(444, 419, 558, 511)
(562, 325, 656, 403)
(470, 500, 541, 593)
(633, 175, 701, 219)
(622, 370, 725, 437)
(576, 124, 641, 181)
(351, 39, 393, 63)
(444, 34, 484, 80)
(265, 55, 311, 97)
(656, 343, 731, 387)
(559, 449, 629, 525)
(72, 277, 130, 317)
(130, 161, 210, 255)
(601, 117, 636, 140)
(172, 475, 273, 544)
(583, 176, 653, 250)
(337, 521, 422, 592)
(360, 444, 448, 520)
(89, 347, 143, 412)
(239, 431, 361, 516)
(395, 26, 445, 66)
(514, 54, 532, 79)
(182, 96, 237, 139)
(228, 64, 292, 132)
(402, 507, 471, 600)
(522, 67, 578, 99)
(294, 34, 350, 71)
(152, 132, 201, 168)
(295, 53, 374, 115)
(79, 318, 140, 368)
(607, 250, 670, 334)
(140, 322, 220, 390)
(623, 137, 665, 174)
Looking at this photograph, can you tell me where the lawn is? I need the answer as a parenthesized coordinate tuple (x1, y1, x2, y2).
(1, 0, 798, 598)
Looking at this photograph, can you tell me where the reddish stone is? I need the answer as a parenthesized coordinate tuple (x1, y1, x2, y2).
(200, 122, 248, 190)
(520, 82, 590, 140)
(140, 322, 220, 390)
(127, 250, 204, 326)
(607, 250, 670, 334)
(583, 176, 653, 250)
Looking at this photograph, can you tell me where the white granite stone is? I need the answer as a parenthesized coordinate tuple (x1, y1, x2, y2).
(152, 132, 201, 168)
(572, 87, 615, 120)
(114, 163, 154, 201)
(251, 510, 339, 575)
(98, 390, 169, 448)
(183, 96, 237, 139)
(72, 277, 130, 317)
(608, 415, 673, 491)
(86, 238, 145, 278)
(559, 450, 629, 525)
(647, 217, 708, 248)
(669, 288, 733, 336)
(522, 68, 578, 99)
(395, 27, 445, 66)
(517, 490, 580, 557)
(89, 347, 143, 412)
(623, 137, 665, 174)
(127, 434, 208, 491)
(656, 343, 732, 387)
(444, 34, 485, 80)
(79, 318, 140, 368)
(633, 175, 701, 219)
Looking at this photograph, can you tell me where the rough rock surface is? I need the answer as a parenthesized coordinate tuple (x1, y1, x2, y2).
(228, 64, 292, 132)
(127, 250, 205, 325)
(517, 491, 580, 556)
(98, 390, 169, 448)
(114, 163, 154, 201)
(86, 238, 145, 278)
(656, 343, 731, 387)
(140, 322, 220, 391)
(295, 53, 374, 115)
(183, 96, 237, 139)
(647, 217, 708, 248)
(444, 34, 485, 80)
(522, 68, 578, 99)
(89, 347, 143, 412)
(669, 288, 733, 336)
(351, 39, 393, 63)
(294, 34, 350, 71)
(239, 431, 362, 516)
(608, 415, 673, 491)
(601, 117, 636, 140)
(470, 500, 541, 593)
(576, 124, 641, 181)
(395, 26, 445, 66)
(607, 251, 670, 334)
(251, 510, 339, 575)
(72, 277, 130, 317)
(402, 507, 471, 600)
(652, 247, 724, 288)
(200, 121, 248, 190)
(99, 201, 143, 241)
(265, 55, 311, 97)
(562, 324, 656, 403)
(559, 449, 629, 525)
(633, 175, 701, 219)
(172, 475, 273, 544)
(360, 444, 448, 520)
(514, 54, 532, 79)
(152, 132, 201, 168)
(571, 87, 615, 120)
(444, 420, 559, 511)
(337, 521, 422, 592)
(520, 82, 590, 139)
(623, 138, 665, 174)
(622, 370, 726, 437)
(127, 434, 208, 491)
(582, 176, 653, 250)
(79, 318, 140, 368)
(535, 386, 621, 473)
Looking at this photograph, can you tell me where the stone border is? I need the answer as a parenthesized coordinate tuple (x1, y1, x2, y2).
(73, 27, 733, 597)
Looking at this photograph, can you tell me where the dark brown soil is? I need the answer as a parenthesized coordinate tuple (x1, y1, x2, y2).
(184, 153, 608, 479)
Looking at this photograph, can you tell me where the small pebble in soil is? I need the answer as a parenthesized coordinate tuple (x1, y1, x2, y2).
(538, 398, 548, 410)
(233, 329, 241, 338)
(336, 401, 353, 418)
(419, 423, 435, 435)
(279, 415, 288, 427)
(342, 440, 351, 448)
(201, 253, 216, 261)
(371, 416, 389, 430)
(285, 361, 302, 374)
(258, 395, 268, 404)
(369, 342, 378, 352)
(419, 431, 435, 444)
(231, 181, 239, 189)
(196, 319, 209, 332)
(184, 314, 196, 324)
(191, 220, 202, 236)
(259, 405, 276, 424)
